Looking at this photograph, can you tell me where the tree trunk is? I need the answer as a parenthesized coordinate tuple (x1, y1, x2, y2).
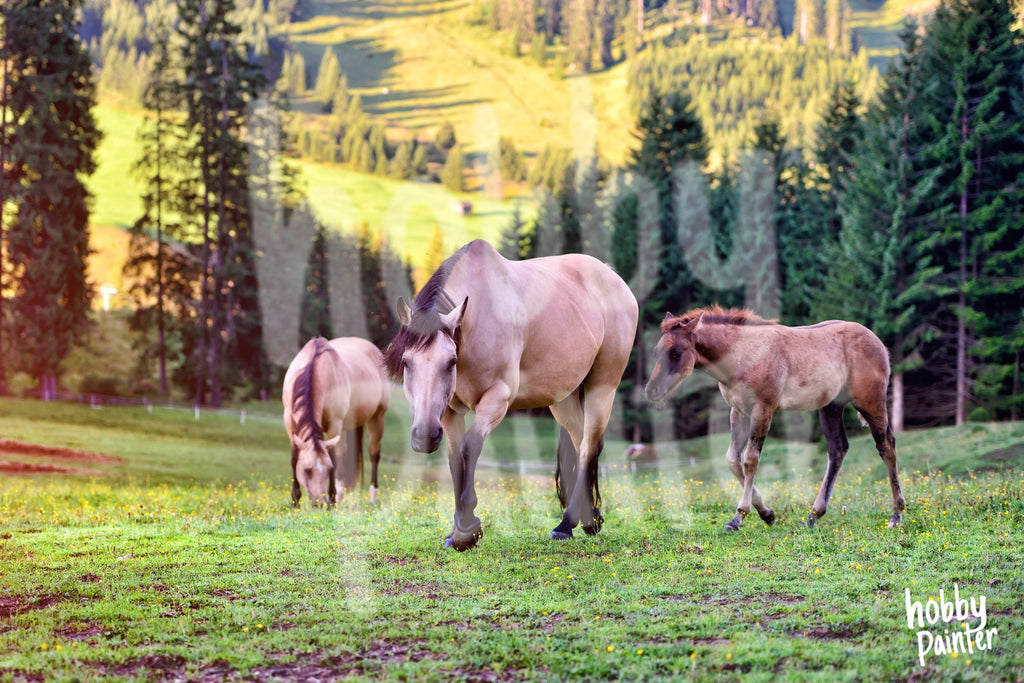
(155, 70, 168, 396)
(891, 371, 904, 434)
(955, 154, 968, 426)
(1012, 351, 1020, 422)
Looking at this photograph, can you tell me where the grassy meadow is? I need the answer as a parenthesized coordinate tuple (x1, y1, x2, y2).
(1, 397, 1022, 681)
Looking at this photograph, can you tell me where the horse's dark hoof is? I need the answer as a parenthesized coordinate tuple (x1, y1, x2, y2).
(887, 513, 903, 528)
(724, 515, 743, 532)
(805, 513, 819, 528)
(758, 508, 776, 526)
(551, 529, 573, 541)
(445, 526, 483, 551)
(582, 508, 604, 536)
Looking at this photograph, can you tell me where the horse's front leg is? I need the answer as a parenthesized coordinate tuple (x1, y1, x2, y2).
(726, 409, 773, 531)
(444, 385, 512, 551)
(724, 406, 775, 526)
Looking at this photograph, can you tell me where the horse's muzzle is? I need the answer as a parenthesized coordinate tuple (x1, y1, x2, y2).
(411, 425, 443, 453)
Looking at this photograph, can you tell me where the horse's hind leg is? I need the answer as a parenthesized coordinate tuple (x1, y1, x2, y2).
(553, 383, 615, 539)
(807, 403, 849, 527)
(368, 406, 386, 503)
(724, 406, 774, 526)
(549, 391, 584, 527)
(290, 443, 302, 508)
(856, 407, 906, 527)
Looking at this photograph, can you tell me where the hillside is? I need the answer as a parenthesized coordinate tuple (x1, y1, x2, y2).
(85, 0, 941, 289)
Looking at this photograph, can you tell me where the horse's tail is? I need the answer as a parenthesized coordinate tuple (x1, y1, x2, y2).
(554, 426, 576, 509)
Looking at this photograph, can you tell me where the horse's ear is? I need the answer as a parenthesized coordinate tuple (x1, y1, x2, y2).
(396, 297, 412, 326)
(664, 311, 674, 322)
(675, 313, 702, 333)
(441, 296, 468, 331)
(324, 434, 341, 449)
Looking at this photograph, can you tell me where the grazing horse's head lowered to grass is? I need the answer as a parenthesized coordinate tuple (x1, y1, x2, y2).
(646, 305, 906, 532)
(384, 239, 638, 551)
(283, 337, 390, 508)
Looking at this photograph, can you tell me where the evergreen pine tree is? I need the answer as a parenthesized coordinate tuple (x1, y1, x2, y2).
(815, 20, 948, 430)
(299, 224, 333, 341)
(1, 0, 101, 396)
(442, 145, 466, 192)
(918, 0, 1024, 423)
(627, 90, 711, 440)
(178, 0, 269, 405)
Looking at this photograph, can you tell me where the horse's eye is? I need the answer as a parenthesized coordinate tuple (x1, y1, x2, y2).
(401, 357, 409, 368)
(669, 348, 682, 363)
(447, 357, 458, 370)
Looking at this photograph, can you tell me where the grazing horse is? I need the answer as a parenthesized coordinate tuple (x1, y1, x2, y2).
(282, 337, 390, 507)
(384, 239, 638, 551)
(645, 306, 906, 531)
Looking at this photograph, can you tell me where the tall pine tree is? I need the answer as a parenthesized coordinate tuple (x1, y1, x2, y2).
(918, 0, 1024, 423)
(1, 0, 101, 396)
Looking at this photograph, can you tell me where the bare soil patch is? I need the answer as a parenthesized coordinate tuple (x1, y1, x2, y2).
(0, 438, 122, 463)
(0, 594, 64, 619)
(0, 461, 96, 475)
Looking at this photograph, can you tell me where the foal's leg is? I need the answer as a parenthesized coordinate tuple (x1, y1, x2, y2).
(856, 407, 906, 527)
(807, 403, 849, 527)
(445, 383, 513, 551)
(553, 384, 616, 539)
(724, 407, 774, 525)
(367, 406, 386, 504)
(726, 408, 773, 531)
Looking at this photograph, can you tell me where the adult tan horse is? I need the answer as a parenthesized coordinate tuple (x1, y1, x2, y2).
(645, 306, 906, 531)
(384, 239, 638, 551)
(283, 337, 389, 507)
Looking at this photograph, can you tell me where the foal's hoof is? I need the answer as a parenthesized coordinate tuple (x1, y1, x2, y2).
(444, 526, 483, 552)
(581, 508, 604, 536)
(758, 508, 776, 526)
(805, 512, 819, 528)
(887, 512, 903, 528)
(724, 515, 743, 532)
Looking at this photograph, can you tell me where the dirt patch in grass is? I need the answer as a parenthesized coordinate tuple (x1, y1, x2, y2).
(0, 461, 98, 475)
(0, 438, 122, 463)
(386, 581, 447, 600)
(692, 637, 732, 646)
(791, 625, 865, 640)
(1, 671, 45, 683)
(0, 594, 64, 619)
(56, 623, 106, 641)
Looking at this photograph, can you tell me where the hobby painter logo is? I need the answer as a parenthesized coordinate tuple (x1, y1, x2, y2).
(906, 585, 998, 666)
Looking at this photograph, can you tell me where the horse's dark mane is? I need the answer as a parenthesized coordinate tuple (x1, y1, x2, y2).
(383, 242, 470, 381)
(292, 338, 328, 444)
(662, 305, 777, 332)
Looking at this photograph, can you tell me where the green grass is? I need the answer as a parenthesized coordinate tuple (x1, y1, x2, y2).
(1, 398, 1022, 681)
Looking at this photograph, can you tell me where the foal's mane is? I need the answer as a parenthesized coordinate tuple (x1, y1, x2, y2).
(293, 338, 328, 444)
(662, 305, 777, 333)
(383, 242, 470, 381)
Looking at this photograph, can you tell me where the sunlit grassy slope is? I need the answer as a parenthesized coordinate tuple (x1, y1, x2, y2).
(86, 0, 940, 285)
(87, 101, 517, 278)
